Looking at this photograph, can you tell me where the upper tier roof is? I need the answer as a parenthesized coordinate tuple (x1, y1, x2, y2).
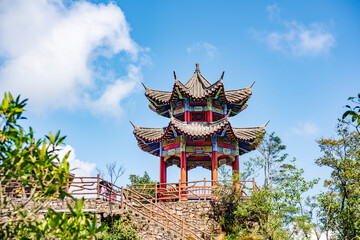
(144, 64, 253, 103)
(143, 64, 253, 117)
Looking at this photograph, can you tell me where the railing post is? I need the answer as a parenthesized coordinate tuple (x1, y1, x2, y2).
(182, 217, 185, 240)
(125, 188, 129, 210)
(155, 183, 158, 203)
(150, 201, 152, 222)
(165, 215, 168, 230)
(178, 180, 181, 201)
(121, 187, 124, 209)
(130, 189, 132, 206)
(203, 177, 206, 201)
(96, 174, 100, 199)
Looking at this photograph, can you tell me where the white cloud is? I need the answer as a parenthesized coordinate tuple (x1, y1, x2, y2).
(0, 0, 146, 116)
(187, 42, 218, 60)
(89, 64, 141, 116)
(250, 5, 335, 56)
(56, 145, 96, 177)
(266, 4, 280, 21)
(291, 121, 320, 136)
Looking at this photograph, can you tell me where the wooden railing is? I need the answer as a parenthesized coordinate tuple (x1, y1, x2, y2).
(68, 175, 211, 239)
(68, 176, 259, 201)
(4, 176, 259, 239)
(66, 176, 259, 239)
(130, 178, 259, 202)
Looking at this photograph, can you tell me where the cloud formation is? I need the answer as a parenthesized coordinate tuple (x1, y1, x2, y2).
(250, 5, 335, 56)
(266, 4, 281, 21)
(56, 145, 96, 177)
(0, 0, 145, 116)
(291, 121, 320, 136)
(187, 42, 218, 60)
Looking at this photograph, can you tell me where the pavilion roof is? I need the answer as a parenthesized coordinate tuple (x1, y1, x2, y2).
(143, 64, 254, 108)
(131, 115, 268, 143)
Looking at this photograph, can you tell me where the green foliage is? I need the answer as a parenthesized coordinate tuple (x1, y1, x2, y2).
(274, 158, 319, 239)
(100, 213, 139, 240)
(214, 133, 318, 239)
(128, 171, 155, 185)
(128, 171, 157, 198)
(343, 93, 360, 132)
(231, 189, 288, 240)
(213, 181, 288, 240)
(0, 92, 103, 239)
(316, 120, 360, 239)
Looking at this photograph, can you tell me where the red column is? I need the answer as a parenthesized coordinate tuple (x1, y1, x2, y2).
(232, 156, 240, 186)
(160, 157, 166, 188)
(232, 155, 239, 173)
(212, 152, 218, 183)
(180, 152, 187, 185)
(207, 111, 213, 122)
(185, 111, 190, 122)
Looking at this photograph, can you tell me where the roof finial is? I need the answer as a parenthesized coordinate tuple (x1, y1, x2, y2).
(261, 120, 270, 128)
(220, 71, 225, 80)
(195, 63, 200, 72)
(141, 83, 148, 90)
(248, 81, 255, 89)
(173, 71, 177, 80)
(129, 121, 138, 129)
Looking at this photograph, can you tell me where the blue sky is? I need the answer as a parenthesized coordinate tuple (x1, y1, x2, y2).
(0, 0, 359, 188)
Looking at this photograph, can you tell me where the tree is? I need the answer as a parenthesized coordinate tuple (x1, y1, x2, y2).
(316, 120, 360, 239)
(248, 132, 288, 189)
(97, 162, 125, 186)
(274, 159, 319, 239)
(0, 93, 103, 239)
(343, 92, 360, 133)
(97, 162, 125, 237)
(128, 171, 157, 199)
(128, 171, 155, 186)
(214, 133, 318, 239)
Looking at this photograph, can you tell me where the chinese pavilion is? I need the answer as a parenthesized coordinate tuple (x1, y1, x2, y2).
(131, 64, 268, 186)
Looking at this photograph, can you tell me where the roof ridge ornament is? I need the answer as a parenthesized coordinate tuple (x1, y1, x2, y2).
(247, 81, 255, 89)
(173, 71, 177, 80)
(261, 120, 270, 128)
(129, 121, 139, 130)
(141, 83, 149, 90)
(220, 71, 225, 80)
(195, 63, 200, 73)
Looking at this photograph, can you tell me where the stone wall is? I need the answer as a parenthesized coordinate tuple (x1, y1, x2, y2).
(157, 201, 222, 236)
(5, 198, 221, 239)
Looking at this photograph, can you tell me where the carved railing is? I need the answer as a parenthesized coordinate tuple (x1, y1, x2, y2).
(68, 175, 210, 239)
(130, 178, 259, 202)
(65, 176, 259, 240)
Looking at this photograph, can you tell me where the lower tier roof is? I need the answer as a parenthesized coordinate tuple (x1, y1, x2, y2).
(131, 115, 269, 145)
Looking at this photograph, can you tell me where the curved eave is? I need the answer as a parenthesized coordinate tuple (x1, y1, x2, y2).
(170, 115, 229, 138)
(145, 81, 253, 109)
(132, 118, 268, 144)
(131, 119, 269, 156)
(227, 124, 266, 142)
(223, 82, 253, 103)
(133, 124, 171, 143)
